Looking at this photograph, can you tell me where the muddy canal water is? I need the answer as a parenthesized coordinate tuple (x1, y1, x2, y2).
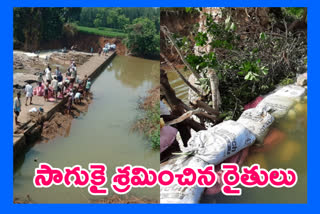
(167, 72, 307, 203)
(14, 55, 160, 203)
(202, 102, 307, 203)
(166, 68, 191, 103)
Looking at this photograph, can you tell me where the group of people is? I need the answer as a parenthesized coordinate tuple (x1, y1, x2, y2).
(14, 60, 92, 126)
(101, 43, 116, 56)
(66, 74, 92, 115)
(38, 62, 78, 102)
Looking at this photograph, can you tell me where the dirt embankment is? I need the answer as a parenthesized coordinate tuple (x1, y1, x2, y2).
(14, 51, 91, 74)
(160, 10, 199, 66)
(17, 32, 127, 56)
(14, 193, 159, 204)
(92, 195, 159, 204)
(40, 93, 93, 141)
(20, 93, 93, 142)
(13, 51, 92, 93)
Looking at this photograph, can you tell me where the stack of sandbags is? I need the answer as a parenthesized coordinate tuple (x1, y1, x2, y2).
(256, 85, 306, 118)
(273, 85, 306, 101)
(160, 156, 207, 203)
(179, 120, 256, 165)
(237, 108, 274, 144)
(160, 120, 256, 203)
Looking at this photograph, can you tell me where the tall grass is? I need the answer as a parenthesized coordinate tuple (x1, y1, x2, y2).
(132, 86, 160, 150)
(74, 25, 127, 38)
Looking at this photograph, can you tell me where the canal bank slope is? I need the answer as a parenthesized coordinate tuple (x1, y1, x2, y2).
(13, 51, 116, 160)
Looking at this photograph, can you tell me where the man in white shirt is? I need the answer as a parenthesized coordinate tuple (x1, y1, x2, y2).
(45, 65, 52, 83)
(51, 76, 59, 102)
(74, 91, 82, 104)
(25, 83, 33, 105)
(70, 66, 77, 85)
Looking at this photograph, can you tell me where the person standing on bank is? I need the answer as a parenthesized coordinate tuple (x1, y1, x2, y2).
(55, 66, 63, 82)
(14, 91, 22, 126)
(71, 64, 77, 83)
(37, 72, 43, 87)
(25, 83, 33, 106)
(43, 80, 49, 102)
(85, 78, 92, 99)
(51, 76, 59, 102)
(45, 65, 52, 83)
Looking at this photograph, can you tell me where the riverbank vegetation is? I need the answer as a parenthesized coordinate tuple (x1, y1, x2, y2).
(133, 86, 160, 150)
(14, 8, 82, 50)
(78, 8, 160, 58)
(125, 18, 160, 58)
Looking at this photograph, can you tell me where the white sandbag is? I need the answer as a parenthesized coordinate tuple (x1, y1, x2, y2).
(257, 95, 295, 118)
(273, 85, 306, 101)
(180, 120, 256, 165)
(160, 156, 206, 203)
(237, 108, 274, 144)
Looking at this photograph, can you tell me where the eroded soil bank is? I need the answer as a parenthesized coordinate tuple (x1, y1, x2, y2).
(14, 34, 126, 94)
(40, 93, 93, 141)
(15, 32, 127, 55)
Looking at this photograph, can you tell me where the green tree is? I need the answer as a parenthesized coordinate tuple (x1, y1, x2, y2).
(41, 8, 64, 42)
(62, 7, 82, 22)
(117, 15, 130, 30)
(106, 8, 122, 28)
(125, 17, 159, 57)
(93, 13, 103, 28)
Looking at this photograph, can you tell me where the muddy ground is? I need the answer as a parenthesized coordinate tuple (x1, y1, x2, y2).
(92, 195, 159, 204)
(40, 93, 93, 142)
(15, 32, 127, 56)
(14, 193, 159, 204)
(14, 36, 126, 93)
(13, 50, 92, 94)
(14, 31, 127, 94)
(160, 9, 199, 65)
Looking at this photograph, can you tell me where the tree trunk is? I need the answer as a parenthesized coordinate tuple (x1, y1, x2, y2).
(160, 69, 206, 144)
(160, 52, 202, 96)
(160, 26, 201, 81)
(207, 69, 221, 112)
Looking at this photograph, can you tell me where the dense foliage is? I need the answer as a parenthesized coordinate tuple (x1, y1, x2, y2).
(125, 18, 160, 58)
(78, 8, 160, 31)
(14, 8, 81, 45)
(133, 93, 160, 150)
(170, 7, 307, 120)
(14, 7, 160, 58)
(78, 8, 160, 57)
